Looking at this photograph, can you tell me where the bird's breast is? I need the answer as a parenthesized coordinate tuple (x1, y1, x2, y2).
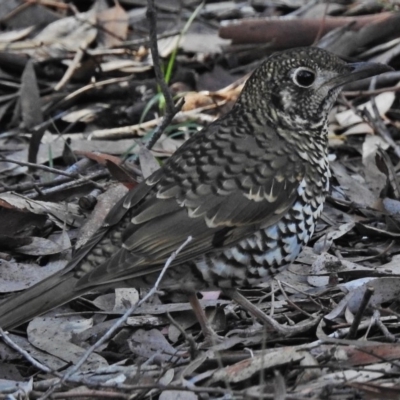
(193, 164, 330, 290)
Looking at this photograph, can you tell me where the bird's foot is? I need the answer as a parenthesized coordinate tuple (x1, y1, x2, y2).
(266, 315, 321, 337)
(187, 293, 226, 348)
(223, 288, 321, 337)
(227, 321, 265, 338)
(199, 331, 225, 349)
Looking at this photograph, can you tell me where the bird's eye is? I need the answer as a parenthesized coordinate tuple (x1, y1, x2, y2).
(292, 68, 316, 88)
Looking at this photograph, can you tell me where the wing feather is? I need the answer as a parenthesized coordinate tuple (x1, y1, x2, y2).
(75, 115, 305, 289)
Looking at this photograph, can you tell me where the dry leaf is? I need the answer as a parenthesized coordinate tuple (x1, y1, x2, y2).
(336, 91, 395, 127)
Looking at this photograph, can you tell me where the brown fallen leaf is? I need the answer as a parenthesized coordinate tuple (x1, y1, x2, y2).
(219, 13, 394, 47)
(97, 1, 128, 48)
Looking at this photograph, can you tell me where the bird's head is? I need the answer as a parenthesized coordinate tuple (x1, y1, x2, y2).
(238, 47, 392, 130)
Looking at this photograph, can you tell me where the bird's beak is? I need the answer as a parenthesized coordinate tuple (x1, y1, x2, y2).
(330, 61, 393, 89)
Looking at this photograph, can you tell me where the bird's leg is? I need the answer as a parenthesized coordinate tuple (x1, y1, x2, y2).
(188, 293, 223, 346)
(223, 288, 319, 337)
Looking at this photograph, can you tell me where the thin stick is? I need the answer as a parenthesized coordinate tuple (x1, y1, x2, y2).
(276, 279, 314, 318)
(0, 328, 53, 374)
(146, 0, 175, 115)
(39, 236, 193, 400)
(346, 285, 374, 339)
(27, 170, 108, 199)
(145, 0, 185, 150)
(342, 84, 400, 98)
(0, 157, 80, 178)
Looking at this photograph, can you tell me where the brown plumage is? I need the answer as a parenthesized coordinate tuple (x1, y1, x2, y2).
(0, 47, 391, 340)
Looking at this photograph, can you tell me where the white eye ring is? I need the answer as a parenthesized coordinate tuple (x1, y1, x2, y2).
(292, 67, 316, 88)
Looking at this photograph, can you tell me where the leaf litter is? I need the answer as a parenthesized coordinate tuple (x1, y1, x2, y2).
(1, 1, 400, 399)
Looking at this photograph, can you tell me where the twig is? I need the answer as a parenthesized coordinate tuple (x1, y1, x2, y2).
(57, 76, 133, 108)
(0, 157, 80, 178)
(279, 280, 328, 311)
(146, 0, 175, 113)
(376, 149, 400, 198)
(145, 97, 185, 150)
(0, 171, 107, 196)
(341, 79, 400, 159)
(342, 84, 400, 98)
(26, 170, 108, 199)
(39, 236, 193, 400)
(363, 108, 400, 157)
(120, 30, 181, 48)
(0, 158, 98, 194)
(145, 0, 185, 150)
(33, 390, 129, 399)
(365, 76, 400, 158)
(346, 285, 374, 339)
(54, 47, 86, 91)
(86, 105, 219, 140)
(373, 309, 397, 342)
(276, 280, 314, 318)
(36, 383, 235, 397)
(0, 328, 53, 374)
(166, 312, 197, 358)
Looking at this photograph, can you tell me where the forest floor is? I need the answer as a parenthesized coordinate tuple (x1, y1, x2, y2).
(1, 1, 400, 399)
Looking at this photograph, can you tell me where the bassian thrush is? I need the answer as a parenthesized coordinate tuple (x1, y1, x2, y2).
(0, 47, 391, 342)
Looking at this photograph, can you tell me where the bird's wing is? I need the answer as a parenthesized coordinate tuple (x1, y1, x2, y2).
(76, 113, 306, 288)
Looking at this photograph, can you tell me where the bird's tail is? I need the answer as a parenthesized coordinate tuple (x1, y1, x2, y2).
(0, 271, 81, 331)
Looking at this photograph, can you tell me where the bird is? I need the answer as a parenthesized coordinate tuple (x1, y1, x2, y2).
(0, 47, 391, 343)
